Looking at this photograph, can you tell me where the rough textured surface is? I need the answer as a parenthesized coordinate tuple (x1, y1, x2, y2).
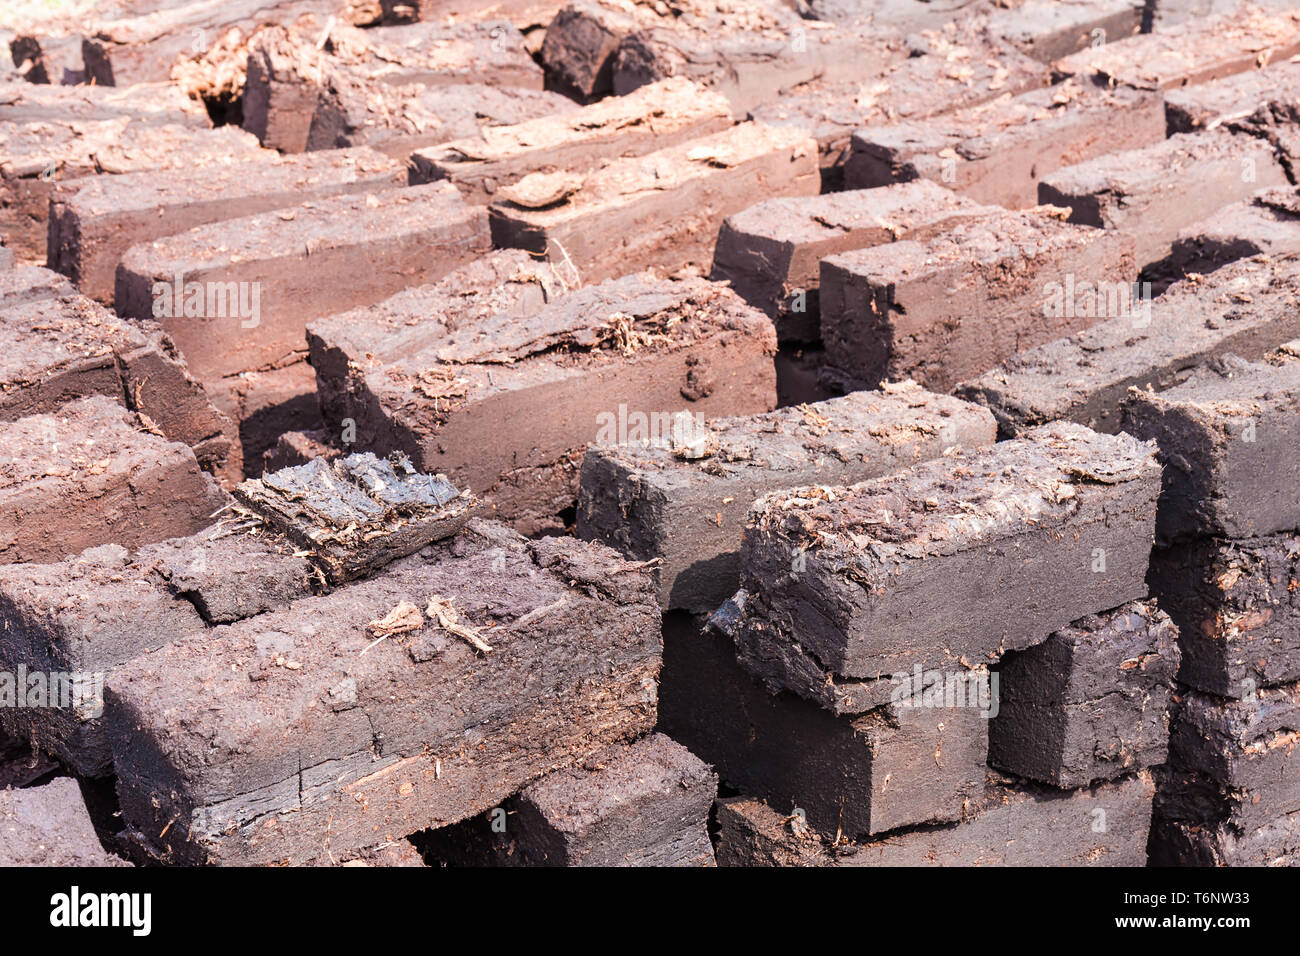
(136, 524, 315, 626)
(48, 146, 403, 303)
(1121, 349, 1300, 543)
(240, 23, 572, 156)
(331, 839, 426, 867)
(988, 0, 1143, 63)
(715, 770, 1155, 866)
(78, 0, 343, 88)
(957, 257, 1300, 437)
(234, 453, 476, 583)
(711, 182, 993, 342)
(1172, 188, 1300, 275)
(307, 249, 567, 433)
(411, 77, 733, 204)
(0, 777, 127, 867)
(278, 76, 572, 158)
(1145, 0, 1300, 30)
(803, 0, 1002, 32)
(0, 121, 256, 263)
(659, 612, 989, 840)
(820, 208, 1136, 393)
(539, 1, 639, 102)
(10, 0, 1299, 873)
(1166, 682, 1300, 833)
(1052, 5, 1300, 89)
(488, 122, 819, 283)
(359, 18, 542, 88)
(0, 544, 179, 664)
(0, 76, 207, 126)
(749, 31, 1049, 189)
(989, 600, 1180, 788)
(0, 522, 311, 774)
(0, 538, 205, 780)
(608, 4, 907, 113)
(845, 81, 1166, 210)
(1164, 59, 1300, 134)
(106, 520, 661, 864)
(326, 273, 777, 534)
(243, 17, 543, 124)
(738, 422, 1159, 680)
(420, 734, 717, 866)
(114, 182, 488, 385)
(0, 263, 74, 305)
(1150, 767, 1300, 866)
(577, 384, 996, 612)
(1037, 129, 1289, 267)
(0, 396, 228, 567)
(0, 273, 240, 480)
(1148, 531, 1300, 699)
(538, 0, 908, 111)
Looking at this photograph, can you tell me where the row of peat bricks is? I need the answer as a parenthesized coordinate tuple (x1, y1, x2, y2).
(3, 0, 1300, 865)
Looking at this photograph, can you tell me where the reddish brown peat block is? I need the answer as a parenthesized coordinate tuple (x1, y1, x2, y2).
(410, 77, 733, 205)
(48, 146, 404, 303)
(818, 208, 1136, 393)
(0, 266, 240, 478)
(749, 32, 1050, 190)
(114, 182, 488, 385)
(1121, 347, 1300, 544)
(1051, 6, 1300, 90)
(956, 257, 1300, 437)
(311, 272, 777, 534)
(1037, 129, 1289, 268)
(240, 22, 573, 157)
(843, 80, 1166, 210)
(487, 122, 819, 283)
(0, 396, 227, 569)
(711, 182, 994, 343)
(1, 122, 260, 264)
(0, 451, 471, 777)
(306, 250, 568, 435)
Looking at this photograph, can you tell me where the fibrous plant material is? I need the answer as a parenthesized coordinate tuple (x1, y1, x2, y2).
(233, 452, 476, 582)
